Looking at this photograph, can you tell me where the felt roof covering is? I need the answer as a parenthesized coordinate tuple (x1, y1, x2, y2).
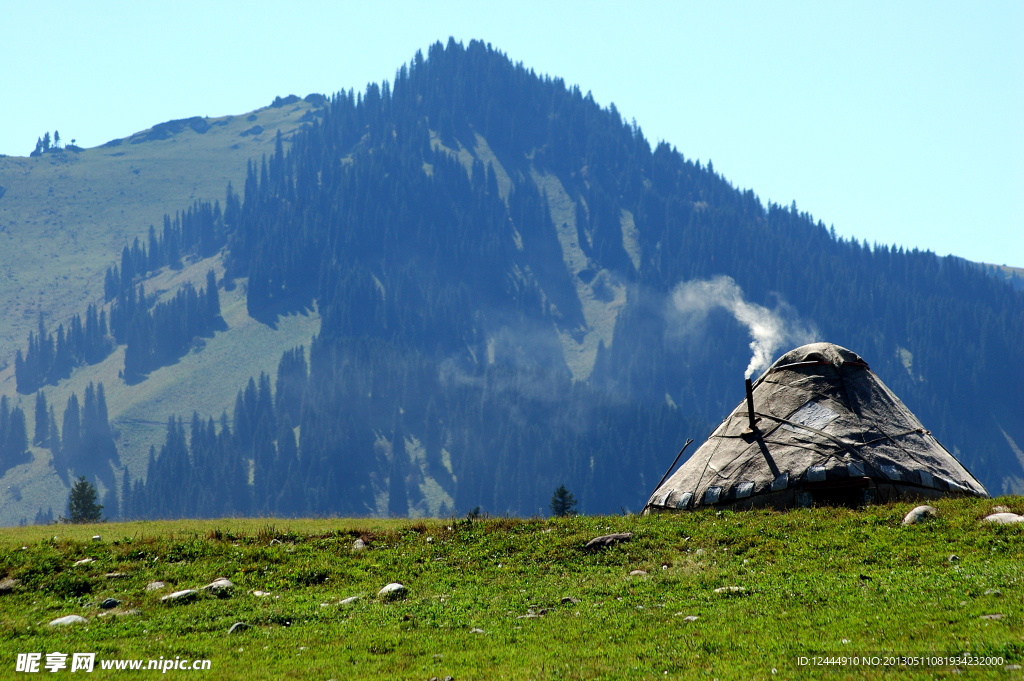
(644, 342, 989, 512)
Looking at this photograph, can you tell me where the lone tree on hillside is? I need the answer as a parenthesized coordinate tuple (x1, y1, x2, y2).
(549, 484, 577, 517)
(63, 476, 104, 523)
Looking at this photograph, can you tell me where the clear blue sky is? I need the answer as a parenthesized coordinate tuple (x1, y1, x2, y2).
(3, 1, 1021, 267)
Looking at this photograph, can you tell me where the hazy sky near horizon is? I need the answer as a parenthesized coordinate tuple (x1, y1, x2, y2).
(3, 1, 1021, 267)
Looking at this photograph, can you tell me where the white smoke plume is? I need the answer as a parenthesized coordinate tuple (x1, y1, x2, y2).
(669, 276, 818, 379)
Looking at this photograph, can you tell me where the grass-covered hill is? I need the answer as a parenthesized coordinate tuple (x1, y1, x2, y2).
(0, 99, 325, 525)
(0, 96, 321, 365)
(0, 499, 1021, 679)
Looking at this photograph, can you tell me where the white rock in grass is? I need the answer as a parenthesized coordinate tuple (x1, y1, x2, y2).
(201, 578, 234, 597)
(713, 586, 746, 595)
(145, 581, 166, 591)
(161, 589, 198, 603)
(339, 596, 361, 606)
(352, 539, 367, 551)
(983, 513, 1024, 524)
(49, 615, 87, 626)
(73, 558, 94, 566)
(629, 570, 648, 577)
(378, 583, 406, 600)
(92, 535, 102, 542)
(470, 628, 485, 634)
(682, 615, 699, 622)
(228, 622, 249, 635)
(252, 590, 271, 597)
(902, 505, 937, 525)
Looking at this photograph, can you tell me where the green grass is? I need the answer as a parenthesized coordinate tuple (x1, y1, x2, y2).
(1, 498, 1021, 679)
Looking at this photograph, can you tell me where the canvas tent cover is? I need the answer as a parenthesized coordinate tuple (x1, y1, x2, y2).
(645, 343, 988, 512)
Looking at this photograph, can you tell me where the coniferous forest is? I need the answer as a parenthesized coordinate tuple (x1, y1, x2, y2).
(14, 40, 1024, 521)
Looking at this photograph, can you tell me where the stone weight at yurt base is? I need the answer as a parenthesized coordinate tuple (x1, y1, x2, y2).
(644, 343, 988, 514)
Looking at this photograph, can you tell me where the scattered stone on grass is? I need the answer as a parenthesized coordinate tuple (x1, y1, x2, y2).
(1006, 665, 1022, 671)
(202, 578, 234, 598)
(161, 589, 198, 604)
(339, 596, 361, 605)
(902, 505, 937, 525)
(99, 598, 120, 609)
(378, 583, 406, 599)
(352, 538, 367, 551)
(99, 608, 141, 618)
(269, 539, 282, 546)
(984, 589, 1002, 596)
(980, 614, 1004, 621)
(948, 555, 959, 563)
(991, 506, 1011, 513)
(49, 615, 87, 626)
(228, 622, 250, 635)
(252, 590, 271, 597)
(714, 586, 746, 595)
(104, 572, 128, 579)
(584, 533, 633, 550)
(983, 513, 1024, 524)
(470, 628, 485, 634)
(145, 581, 166, 591)
(629, 570, 648, 577)
(92, 535, 102, 542)
(0, 577, 20, 593)
(73, 558, 94, 566)
(561, 597, 580, 605)
(682, 615, 699, 622)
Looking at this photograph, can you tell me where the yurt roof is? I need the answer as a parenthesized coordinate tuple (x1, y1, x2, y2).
(645, 342, 988, 512)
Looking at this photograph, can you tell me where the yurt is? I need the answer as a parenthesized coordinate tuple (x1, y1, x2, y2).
(644, 342, 988, 512)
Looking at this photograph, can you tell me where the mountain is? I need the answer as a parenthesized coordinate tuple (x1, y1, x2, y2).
(1, 40, 1022, 524)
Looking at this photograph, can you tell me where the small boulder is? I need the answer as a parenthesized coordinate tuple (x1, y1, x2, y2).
(948, 555, 959, 563)
(339, 595, 361, 605)
(470, 627, 485, 634)
(252, 590, 271, 597)
(561, 596, 580, 605)
(352, 538, 367, 551)
(714, 586, 746, 595)
(92, 535, 102, 542)
(983, 513, 1024, 524)
(902, 505, 937, 525)
(378, 583, 406, 600)
(99, 598, 120, 609)
(49, 615, 87, 626)
(0, 577, 20, 593)
(980, 613, 1004, 620)
(73, 558, 95, 567)
(984, 589, 1002, 596)
(629, 569, 648, 577)
(991, 506, 1011, 513)
(682, 615, 699, 622)
(201, 578, 234, 598)
(584, 533, 633, 550)
(145, 581, 166, 591)
(228, 622, 250, 635)
(161, 589, 198, 604)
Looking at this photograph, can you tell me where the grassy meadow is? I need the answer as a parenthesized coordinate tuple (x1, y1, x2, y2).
(1, 498, 1021, 679)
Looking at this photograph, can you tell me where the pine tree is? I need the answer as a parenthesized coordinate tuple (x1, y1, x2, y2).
(63, 476, 103, 523)
(34, 392, 48, 445)
(549, 484, 577, 517)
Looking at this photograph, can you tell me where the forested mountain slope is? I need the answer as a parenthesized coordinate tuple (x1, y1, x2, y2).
(2, 40, 1022, 523)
